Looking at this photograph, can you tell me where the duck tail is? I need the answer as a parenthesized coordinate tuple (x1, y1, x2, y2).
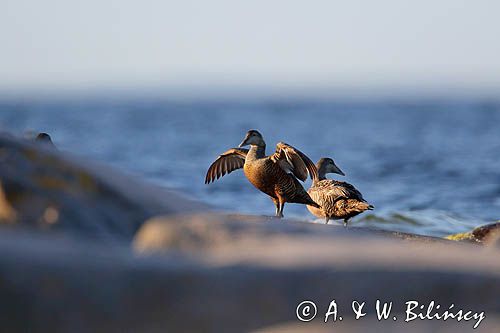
(359, 201, 374, 211)
(297, 192, 321, 208)
(309, 200, 321, 209)
(347, 200, 373, 213)
(305, 195, 321, 208)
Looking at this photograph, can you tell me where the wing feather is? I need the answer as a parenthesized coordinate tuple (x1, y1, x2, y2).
(271, 142, 318, 182)
(312, 179, 366, 202)
(205, 148, 248, 184)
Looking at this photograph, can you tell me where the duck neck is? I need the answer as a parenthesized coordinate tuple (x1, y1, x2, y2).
(247, 144, 266, 161)
(317, 164, 328, 181)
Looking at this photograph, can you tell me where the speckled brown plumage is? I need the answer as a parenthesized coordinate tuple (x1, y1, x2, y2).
(205, 130, 319, 217)
(307, 158, 373, 225)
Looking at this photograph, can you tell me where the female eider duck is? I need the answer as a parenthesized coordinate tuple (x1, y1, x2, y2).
(35, 133, 55, 147)
(307, 157, 373, 226)
(205, 130, 319, 217)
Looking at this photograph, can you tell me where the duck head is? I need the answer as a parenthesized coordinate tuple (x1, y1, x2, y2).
(238, 130, 265, 147)
(35, 132, 55, 147)
(317, 157, 345, 177)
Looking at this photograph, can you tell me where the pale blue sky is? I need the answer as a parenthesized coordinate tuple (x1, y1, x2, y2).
(2, 0, 500, 96)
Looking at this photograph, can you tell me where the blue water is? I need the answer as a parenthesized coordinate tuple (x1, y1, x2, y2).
(1, 97, 499, 237)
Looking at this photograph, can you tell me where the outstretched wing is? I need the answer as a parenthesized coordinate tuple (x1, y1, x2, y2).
(205, 148, 248, 184)
(271, 142, 318, 182)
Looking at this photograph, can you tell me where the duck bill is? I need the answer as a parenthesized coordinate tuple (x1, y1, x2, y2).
(238, 135, 250, 148)
(332, 163, 345, 176)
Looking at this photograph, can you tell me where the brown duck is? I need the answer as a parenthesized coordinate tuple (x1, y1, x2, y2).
(307, 158, 373, 226)
(205, 130, 319, 217)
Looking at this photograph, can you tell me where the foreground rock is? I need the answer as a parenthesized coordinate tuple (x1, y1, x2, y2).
(0, 221, 498, 332)
(446, 222, 500, 246)
(0, 133, 208, 241)
(134, 213, 451, 255)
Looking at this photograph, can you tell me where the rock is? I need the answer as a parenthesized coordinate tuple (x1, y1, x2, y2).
(0, 222, 499, 332)
(134, 213, 450, 254)
(256, 316, 500, 332)
(131, 214, 500, 331)
(0, 181, 16, 223)
(445, 222, 500, 244)
(473, 222, 500, 244)
(0, 133, 209, 241)
(486, 233, 500, 249)
(445, 231, 477, 242)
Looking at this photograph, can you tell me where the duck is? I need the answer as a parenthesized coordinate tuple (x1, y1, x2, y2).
(205, 130, 319, 217)
(307, 157, 373, 226)
(35, 132, 56, 148)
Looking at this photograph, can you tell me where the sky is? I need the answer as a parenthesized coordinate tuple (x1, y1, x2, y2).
(1, 0, 500, 97)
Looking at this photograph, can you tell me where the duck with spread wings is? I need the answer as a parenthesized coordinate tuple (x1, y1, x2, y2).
(205, 130, 319, 217)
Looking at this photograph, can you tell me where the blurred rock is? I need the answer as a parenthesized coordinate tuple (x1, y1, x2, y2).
(445, 222, 500, 244)
(134, 213, 450, 254)
(255, 316, 500, 333)
(1, 224, 499, 333)
(131, 214, 500, 331)
(133, 213, 500, 272)
(473, 222, 500, 244)
(0, 133, 209, 241)
(0, 181, 16, 223)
